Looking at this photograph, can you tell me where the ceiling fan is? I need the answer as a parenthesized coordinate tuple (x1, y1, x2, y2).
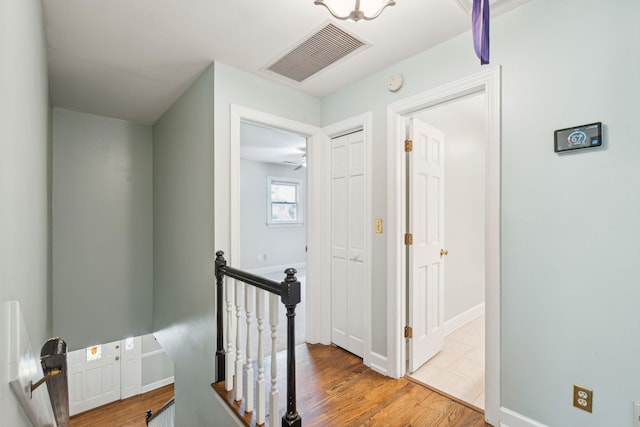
(283, 154, 306, 171)
(283, 148, 307, 170)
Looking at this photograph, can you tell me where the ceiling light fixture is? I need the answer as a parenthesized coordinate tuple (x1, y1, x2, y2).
(314, 0, 396, 22)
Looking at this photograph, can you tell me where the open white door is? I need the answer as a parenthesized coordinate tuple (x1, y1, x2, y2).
(407, 118, 446, 373)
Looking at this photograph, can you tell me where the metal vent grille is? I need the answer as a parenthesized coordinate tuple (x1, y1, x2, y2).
(267, 23, 366, 82)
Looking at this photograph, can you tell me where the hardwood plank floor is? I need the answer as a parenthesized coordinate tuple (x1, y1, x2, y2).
(213, 343, 490, 427)
(69, 384, 174, 427)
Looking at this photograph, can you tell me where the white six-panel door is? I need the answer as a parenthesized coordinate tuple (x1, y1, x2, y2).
(408, 118, 446, 373)
(68, 340, 122, 416)
(331, 130, 365, 357)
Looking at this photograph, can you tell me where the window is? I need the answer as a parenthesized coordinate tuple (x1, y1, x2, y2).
(267, 177, 303, 225)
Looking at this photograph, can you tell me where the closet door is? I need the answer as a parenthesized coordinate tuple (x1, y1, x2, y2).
(331, 130, 365, 357)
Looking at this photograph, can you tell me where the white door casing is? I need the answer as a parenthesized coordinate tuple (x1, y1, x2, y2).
(68, 340, 121, 416)
(331, 130, 365, 357)
(387, 67, 501, 425)
(407, 118, 446, 373)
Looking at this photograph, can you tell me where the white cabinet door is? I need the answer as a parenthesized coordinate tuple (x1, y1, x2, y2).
(68, 340, 121, 415)
(407, 118, 446, 373)
(331, 130, 365, 357)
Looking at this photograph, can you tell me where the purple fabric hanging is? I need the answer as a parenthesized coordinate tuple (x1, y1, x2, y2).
(472, 0, 490, 65)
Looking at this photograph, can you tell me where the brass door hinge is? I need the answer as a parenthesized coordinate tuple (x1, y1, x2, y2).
(404, 139, 413, 152)
(404, 233, 413, 245)
(404, 326, 413, 338)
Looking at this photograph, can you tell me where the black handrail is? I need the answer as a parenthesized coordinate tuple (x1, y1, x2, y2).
(145, 397, 175, 425)
(39, 338, 69, 427)
(215, 250, 302, 427)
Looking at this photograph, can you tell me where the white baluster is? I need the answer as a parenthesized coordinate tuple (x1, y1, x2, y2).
(244, 286, 255, 412)
(235, 281, 244, 401)
(269, 293, 279, 425)
(256, 289, 266, 425)
(225, 278, 235, 391)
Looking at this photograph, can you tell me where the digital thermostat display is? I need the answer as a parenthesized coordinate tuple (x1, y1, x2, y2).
(554, 122, 602, 153)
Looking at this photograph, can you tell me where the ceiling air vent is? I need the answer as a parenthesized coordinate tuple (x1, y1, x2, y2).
(267, 23, 367, 83)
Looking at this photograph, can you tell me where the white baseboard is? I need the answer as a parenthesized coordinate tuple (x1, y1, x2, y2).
(499, 407, 548, 427)
(245, 262, 306, 276)
(141, 376, 175, 394)
(444, 302, 485, 336)
(366, 351, 388, 376)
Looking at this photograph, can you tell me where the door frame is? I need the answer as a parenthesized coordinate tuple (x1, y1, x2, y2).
(386, 67, 501, 425)
(322, 114, 377, 370)
(229, 105, 325, 344)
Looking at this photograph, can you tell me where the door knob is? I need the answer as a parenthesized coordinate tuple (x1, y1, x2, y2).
(440, 249, 448, 256)
(115, 356, 120, 361)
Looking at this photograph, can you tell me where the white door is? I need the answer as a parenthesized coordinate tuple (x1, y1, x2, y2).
(331, 130, 365, 357)
(68, 340, 121, 415)
(407, 118, 446, 373)
(120, 336, 142, 399)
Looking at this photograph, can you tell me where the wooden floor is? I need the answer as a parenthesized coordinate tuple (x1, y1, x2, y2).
(214, 343, 490, 427)
(69, 384, 174, 427)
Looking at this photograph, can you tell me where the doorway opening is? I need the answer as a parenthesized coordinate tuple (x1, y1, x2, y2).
(229, 105, 324, 347)
(387, 67, 501, 425)
(405, 93, 487, 409)
(239, 120, 308, 350)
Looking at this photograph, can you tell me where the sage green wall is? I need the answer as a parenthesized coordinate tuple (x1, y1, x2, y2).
(212, 62, 321, 261)
(153, 61, 320, 426)
(152, 64, 239, 426)
(322, 0, 640, 425)
(0, 0, 51, 425)
(141, 334, 174, 388)
(52, 108, 153, 350)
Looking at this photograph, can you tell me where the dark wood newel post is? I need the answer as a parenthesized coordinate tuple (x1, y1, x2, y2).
(281, 268, 302, 427)
(215, 251, 226, 383)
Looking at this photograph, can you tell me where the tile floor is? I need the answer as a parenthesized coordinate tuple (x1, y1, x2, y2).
(409, 315, 485, 409)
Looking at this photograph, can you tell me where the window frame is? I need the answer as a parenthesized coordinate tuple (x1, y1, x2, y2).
(266, 176, 304, 226)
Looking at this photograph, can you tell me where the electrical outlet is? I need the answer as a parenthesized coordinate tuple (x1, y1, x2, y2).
(633, 402, 640, 427)
(573, 384, 593, 413)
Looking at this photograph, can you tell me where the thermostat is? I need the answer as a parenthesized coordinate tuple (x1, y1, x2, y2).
(554, 122, 602, 153)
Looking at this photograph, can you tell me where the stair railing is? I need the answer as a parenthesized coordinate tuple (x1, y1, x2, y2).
(215, 250, 302, 427)
(145, 397, 175, 426)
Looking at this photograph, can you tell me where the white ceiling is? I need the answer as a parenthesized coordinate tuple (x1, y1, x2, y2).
(240, 122, 306, 166)
(42, 0, 530, 125)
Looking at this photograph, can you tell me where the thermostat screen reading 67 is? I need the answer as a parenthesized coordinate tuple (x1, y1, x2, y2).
(554, 122, 602, 153)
